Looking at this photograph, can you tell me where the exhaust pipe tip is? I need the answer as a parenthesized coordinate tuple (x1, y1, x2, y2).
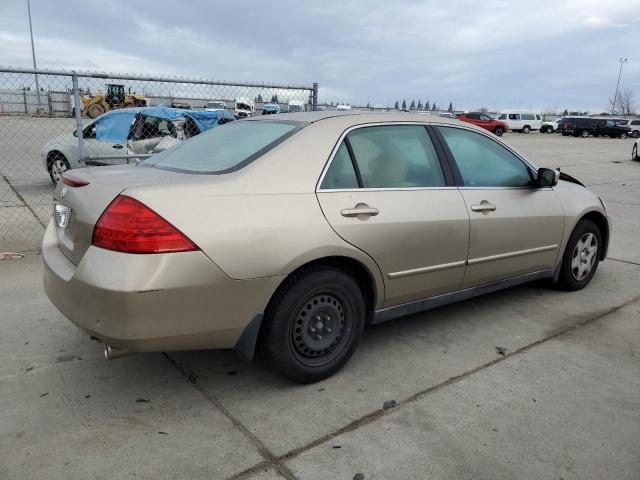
(104, 345, 133, 360)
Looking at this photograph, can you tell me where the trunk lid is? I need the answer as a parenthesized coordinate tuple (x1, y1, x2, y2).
(53, 165, 196, 265)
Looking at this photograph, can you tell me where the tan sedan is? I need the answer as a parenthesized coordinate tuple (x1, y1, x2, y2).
(43, 112, 610, 382)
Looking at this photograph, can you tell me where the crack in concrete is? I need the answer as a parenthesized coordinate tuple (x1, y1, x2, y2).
(166, 293, 640, 478)
(163, 353, 299, 480)
(1, 174, 46, 229)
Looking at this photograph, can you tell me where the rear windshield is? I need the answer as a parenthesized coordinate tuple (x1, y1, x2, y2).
(143, 120, 302, 174)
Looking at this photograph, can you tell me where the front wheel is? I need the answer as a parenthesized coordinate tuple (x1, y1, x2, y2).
(493, 126, 504, 136)
(259, 266, 365, 383)
(580, 130, 589, 138)
(555, 219, 602, 291)
(522, 125, 531, 134)
(619, 132, 628, 139)
(632, 144, 638, 161)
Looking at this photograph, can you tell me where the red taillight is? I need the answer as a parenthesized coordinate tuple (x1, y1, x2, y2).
(92, 195, 198, 254)
(61, 174, 89, 187)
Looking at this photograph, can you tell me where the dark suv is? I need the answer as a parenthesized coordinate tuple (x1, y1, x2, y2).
(559, 117, 631, 139)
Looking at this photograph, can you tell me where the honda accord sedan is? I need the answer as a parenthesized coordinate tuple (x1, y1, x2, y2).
(43, 112, 610, 383)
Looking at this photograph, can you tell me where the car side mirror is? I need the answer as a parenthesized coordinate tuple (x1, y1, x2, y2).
(537, 168, 559, 187)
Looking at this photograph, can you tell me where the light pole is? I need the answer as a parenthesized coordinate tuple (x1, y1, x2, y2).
(26, 0, 42, 112)
(611, 58, 629, 115)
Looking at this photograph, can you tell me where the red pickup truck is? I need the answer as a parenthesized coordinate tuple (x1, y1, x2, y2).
(458, 113, 508, 137)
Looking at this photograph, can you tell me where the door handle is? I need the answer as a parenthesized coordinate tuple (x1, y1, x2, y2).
(113, 144, 124, 149)
(341, 203, 379, 218)
(471, 201, 497, 214)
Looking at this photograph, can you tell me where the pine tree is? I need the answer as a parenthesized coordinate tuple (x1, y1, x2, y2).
(562, 108, 568, 116)
(410, 99, 416, 110)
(394, 100, 399, 110)
(448, 102, 453, 112)
(417, 100, 423, 110)
(257, 94, 263, 102)
(366, 102, 371, 109)
(431, 102, 437, 111)
(425, 100, 430, 111)
(271, 94, 278, 103)
(402, 99, 407, 110)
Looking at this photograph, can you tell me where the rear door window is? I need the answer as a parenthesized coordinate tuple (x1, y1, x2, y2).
(508, 114, 520, 120)
(347, 125, 446, 188)
(438, 126, 532, 188)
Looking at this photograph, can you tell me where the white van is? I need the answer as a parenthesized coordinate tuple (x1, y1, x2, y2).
(235, 97, 255, 118)
(496, 110, 542, 133)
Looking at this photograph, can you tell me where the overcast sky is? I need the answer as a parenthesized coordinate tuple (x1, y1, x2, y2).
(1, 0, 639, 111)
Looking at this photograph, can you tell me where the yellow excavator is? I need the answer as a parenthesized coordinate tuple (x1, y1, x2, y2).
(80, 84, 149, 118)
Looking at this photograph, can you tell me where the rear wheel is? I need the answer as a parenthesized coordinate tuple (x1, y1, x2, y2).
(580, 129, 589, 138)
(632, 144, 638, 161)
(546, 127, 554, 134)
(259, 266, 365, 383)
(47, 152, 70, 184)
(555, 219, 602, 291)
(493, 126, 504, 136)
(619, 132, 628, 139)
(632, 130, 640, 138)
(522, 125, 531, 134)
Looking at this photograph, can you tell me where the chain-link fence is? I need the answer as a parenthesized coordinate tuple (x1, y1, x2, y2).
(0, 67, 318, 253)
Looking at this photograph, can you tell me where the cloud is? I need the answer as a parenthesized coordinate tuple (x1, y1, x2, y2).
(0, 0, 639, 112)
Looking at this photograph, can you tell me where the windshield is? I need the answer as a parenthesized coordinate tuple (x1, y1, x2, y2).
(143, 120, 302, 174)
(207, 102, 225, 109)
(236, 103, 252, 111)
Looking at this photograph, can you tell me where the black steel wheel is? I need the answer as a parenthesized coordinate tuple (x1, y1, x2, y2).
(259, 265, 365, 383)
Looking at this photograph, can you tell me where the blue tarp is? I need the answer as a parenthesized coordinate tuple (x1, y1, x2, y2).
(95, 109, 138, 143)
(95, 104, 235, 143)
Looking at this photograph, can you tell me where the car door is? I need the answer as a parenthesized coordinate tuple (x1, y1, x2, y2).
(316, 124, 470, 307)
(435, 125, 564, 288)
(75, 122, 122, 166)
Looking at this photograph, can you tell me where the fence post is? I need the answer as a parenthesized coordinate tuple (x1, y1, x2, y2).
(23, 89, 28, 114)
(72, 72, 85, 166)
(312, 83, 318, 111)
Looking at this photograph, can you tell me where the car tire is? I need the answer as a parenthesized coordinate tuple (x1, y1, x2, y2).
(259, 265, 366, 383)
(580, 130, 589, 138)
(555, 219, 602, 291)
(632, 144, 638, 161)
(47, 152, 71, 185)
(522, 125, 531, 134)
(546, 127, 554, 134)
(86, 103, 105, 119)
(493, 126, 504, 136)
(632, 130, 640, 138)
(619, 133, 628, 139)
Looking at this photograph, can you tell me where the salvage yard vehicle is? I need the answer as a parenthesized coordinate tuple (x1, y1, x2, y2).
(540, 118, 562, 134)
(43, 112, 610, 383)
(633, 138, 639, 161)
(615, 119, 640, 138)
(458, 112, 508, 136)
(559, 117, 631, 139)
(43, 105, 235, 183)
(75, 83, 149, 119)
(496, 109, 542, 133)
(235, 97, 255, 118)
(262, 103, 281, 115)
(288, 100, 305, 113)
(205, 101, 227, 111)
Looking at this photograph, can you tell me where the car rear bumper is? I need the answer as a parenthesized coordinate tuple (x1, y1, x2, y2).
(42, 220, 283, 352)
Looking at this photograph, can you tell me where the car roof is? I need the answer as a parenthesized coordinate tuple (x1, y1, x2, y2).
(245, 110, 465, 127)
